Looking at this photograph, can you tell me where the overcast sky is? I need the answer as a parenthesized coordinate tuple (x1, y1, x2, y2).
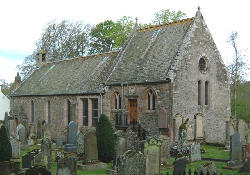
(0, 0, 249, 83)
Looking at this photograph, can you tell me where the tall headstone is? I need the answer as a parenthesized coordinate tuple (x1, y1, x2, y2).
(57, 157, 77, 175)
(225, 121, 230, 148)
(84, 129, 98, 161)
(230, 133, 242, 161)
(76, 131, 84, 158)
(65, 121, 77, 152)
(33, 152, 45, 167)
(189, 143, 201, 162)
(114, 130, 127, 169)
(117, 150, 146, 175)
(4, 112, 9, 138)
(144, 138, 162, 175)
(22, 153, 32, 169)
(159, 135, 170, 165)
(56, 133, 63, 149)
(10, 137, 20, 159)
(41, 137, 52, 170)
(16, 123, 26, 148)
(173, 157, 187, 175)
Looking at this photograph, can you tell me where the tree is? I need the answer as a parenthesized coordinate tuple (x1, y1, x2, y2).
(89, 16, 133, 54)
(16, 53, 36, 79)
(36, 20, 91, 61)
(0, 125, 12, 162)
(0, 79, 14, 96)
(96, 114, 115, 162)
(152, 9, 186, 25)
(227, 31, 248, 120)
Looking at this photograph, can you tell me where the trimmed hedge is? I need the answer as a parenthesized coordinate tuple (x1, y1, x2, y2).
(96, 114, 115, 162)
(0, 125, 12, 162)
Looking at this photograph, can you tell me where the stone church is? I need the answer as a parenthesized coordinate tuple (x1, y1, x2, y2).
(10, 9, 230, 144)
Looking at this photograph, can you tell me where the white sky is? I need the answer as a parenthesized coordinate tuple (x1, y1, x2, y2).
(0, 0, 249, 83)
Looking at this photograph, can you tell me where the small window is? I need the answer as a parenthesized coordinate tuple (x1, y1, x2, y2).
(48, 101, 51, 124)
(147, 89, 156, 110)
(114, 92, 121, 109)
(82, 98, 88, 126)
(67, 100, 71, 124)
(205, 81, 209, 105)
(92, 98, 98, 127)
(31, 100, 35, 123)
(199, 57, 207, 71)
(198, 81, 201, 105)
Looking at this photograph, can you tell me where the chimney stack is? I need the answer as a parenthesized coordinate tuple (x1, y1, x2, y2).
(36, 50, 46, 68)
(15, 72, 21, 89)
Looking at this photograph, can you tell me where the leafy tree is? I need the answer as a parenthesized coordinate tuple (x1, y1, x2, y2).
(16, 53, 36, 79)
(89, 16, 133, 54)
(152, 9, 186, 25)
(0, 79, 14, 96)
(96, 114, 115, 162)
(0, 125, 12, 162)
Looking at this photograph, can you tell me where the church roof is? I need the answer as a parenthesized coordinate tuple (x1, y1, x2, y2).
(105, 18, 194, 85)
(11, 51, 118, 96)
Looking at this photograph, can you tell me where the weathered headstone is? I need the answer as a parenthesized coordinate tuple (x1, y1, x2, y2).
(173, 157, 187, 175)
(159, 135, 170, 165)
(57, 157, 77, 175)
(33, 152, 45, 167)
(56, 133, 63, 149)
(144, 138, 162, 175)
(37, 121, 42, 139)
(230, 133, 242, 161)
(65, 121, 77, 152)
(10, 137, 20, 159)
(117, 150, 146, 175)
(4, 112, 9, 138)
(76, 131, 84, 158)
(16, 124, 25, 143)
(22, 153, 32, 169)
(158, 108, 168, 128)
(115, 130, 127, 158)
(84, 129, 98, 161)
(189, 143, 201, 162)
(198, 161, 218, 175)
(41, 137, 52, 170)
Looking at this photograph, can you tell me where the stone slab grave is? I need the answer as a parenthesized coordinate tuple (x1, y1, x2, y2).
(84, 128, 98, 162)
(22, 153, 32, 169)
(76, 130, 84, 158)
(189, 143, 201, 162)
(230, 133, 242, 161)
(65, 121, 77, 152)
(159, 134, 170, 165)
(117, 150, 146, 175)
(173, 157, 187, 175)
(144, 137, 162, 175)
(56, 133, 63, 149)
(10, 136, 20, 159)
(57, 156, 77, 175)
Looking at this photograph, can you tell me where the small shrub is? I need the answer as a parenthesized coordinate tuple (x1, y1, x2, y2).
(0, 125, 12, 161)
(96, 114, 115, 162)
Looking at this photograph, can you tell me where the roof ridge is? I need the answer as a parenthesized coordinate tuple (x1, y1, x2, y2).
(42, 50, 119, 66)
(139, 17, 194, 32)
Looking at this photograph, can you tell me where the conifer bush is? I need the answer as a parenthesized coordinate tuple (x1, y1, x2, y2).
(96, 114, 115, 162)
(0, 125, 12, 161)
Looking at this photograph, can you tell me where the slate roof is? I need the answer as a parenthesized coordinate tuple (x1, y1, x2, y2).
(106, 18, 194, 85)
(11, 51, 118, 96)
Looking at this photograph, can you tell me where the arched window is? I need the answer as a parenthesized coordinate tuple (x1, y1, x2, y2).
(114, 92, 121, 109)
(205, 81, 209, 105)
(199, 57, 207, 71)
(198, 80, 201, 105)
(31, 100, 35, 123)
(147, 89, 156, 110)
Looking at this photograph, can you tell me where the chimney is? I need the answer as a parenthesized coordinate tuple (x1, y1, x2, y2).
(36, 50, 46, 68)
(15, 72, 21, 89)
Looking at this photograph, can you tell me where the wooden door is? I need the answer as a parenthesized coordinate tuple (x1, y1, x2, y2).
(129, 99, 137, 124)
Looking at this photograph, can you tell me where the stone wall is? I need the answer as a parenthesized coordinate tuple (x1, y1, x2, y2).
(171, 12, 231, 144)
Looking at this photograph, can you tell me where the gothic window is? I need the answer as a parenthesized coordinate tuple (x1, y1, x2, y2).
(31, 100, 34, 123)
(198, 81, 201, 105)
(67, 100, 71, 124)
(82, 98, 88, 126)
(205, 81, 209, 105)
(92, 98, 99, 127)
(199, 57, 207, 72)
(147, 89, 156, 110)
(114, 92, 121, 109)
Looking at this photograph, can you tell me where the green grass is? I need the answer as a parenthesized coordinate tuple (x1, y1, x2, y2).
(201, 144, 230, 160)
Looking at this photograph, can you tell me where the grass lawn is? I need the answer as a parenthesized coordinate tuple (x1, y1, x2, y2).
(20, 143, 249, 175)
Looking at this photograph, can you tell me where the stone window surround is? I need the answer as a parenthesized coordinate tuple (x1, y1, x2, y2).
(44, 100, 52, 125)
(197, 80, 210, 106)
(77, 96, 100, 128)
(30, 100, 35, 123)
(113, 92, 122, 110)
(146, 89, 156, 111)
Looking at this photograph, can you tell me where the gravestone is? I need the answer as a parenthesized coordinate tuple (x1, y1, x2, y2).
(239, 159, 250, 173)
(37, 121, 42, 139)
(114, 130, 127, 163)
(76, 131, 84, 158)
(56, 133, 63, 149)
(144, 138, 162, 175)
(10, 137, 20, 159)
(16, 124, 26, 143)
(158, 108, 168, 128)
(33, 152, 45, 167)
(159, 135, 170, 165)
(84, 129, 98, 161)
(41, 137, 52, 170)
(57, 157, 77, 175)
(189, 143, 201, 162)
(230, 133, 242, 161)
(117, 150, 146, 175)
(4, 112, 9, 138)
(173, 157, 187, 175)
(65, 121, 77, 152)
(22, 153, 32, 168)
